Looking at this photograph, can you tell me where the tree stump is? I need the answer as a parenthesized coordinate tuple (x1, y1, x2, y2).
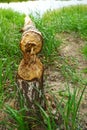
(16, 15, 45, 116)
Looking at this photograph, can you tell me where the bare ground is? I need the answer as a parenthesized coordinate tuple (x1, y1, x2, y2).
(44, 32, 87, 130)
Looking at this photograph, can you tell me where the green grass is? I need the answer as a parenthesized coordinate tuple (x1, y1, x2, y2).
(0, 0, 28, 3)
(0, 5, 87, 130)
(5, 105, 29, 130)
(57, 86, 86, 130)
(41, 5, 87, 40)
(0, 9, 24, 85)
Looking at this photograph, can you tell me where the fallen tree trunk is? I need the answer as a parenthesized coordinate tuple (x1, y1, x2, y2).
(16, 15, 45, 115)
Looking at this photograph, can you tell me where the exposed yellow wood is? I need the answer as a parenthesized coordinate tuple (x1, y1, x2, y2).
(18, 15, 43, 81)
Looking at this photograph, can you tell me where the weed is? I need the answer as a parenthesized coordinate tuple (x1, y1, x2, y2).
(56, 86, 86, 130)
(37, 104, 57, 130)
(5, 105, 29, 130)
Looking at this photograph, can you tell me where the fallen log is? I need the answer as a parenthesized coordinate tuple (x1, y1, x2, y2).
(16, 15, 45, 114)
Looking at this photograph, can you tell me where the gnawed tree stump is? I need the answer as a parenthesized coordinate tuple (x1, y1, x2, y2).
(16, 15, 45, 116)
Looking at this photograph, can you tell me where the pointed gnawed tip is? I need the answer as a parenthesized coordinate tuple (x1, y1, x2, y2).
(24, 15, 33, 26)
